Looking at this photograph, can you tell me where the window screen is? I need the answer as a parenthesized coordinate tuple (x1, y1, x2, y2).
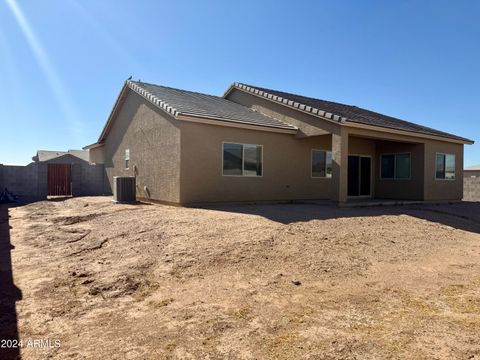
(243, 144, 262, 176)
(445, 154, 455, 180)
(395, 154, 410, 179)
(312, 150, 333, 178)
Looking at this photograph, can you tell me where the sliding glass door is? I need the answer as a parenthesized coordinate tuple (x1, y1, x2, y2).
(348, 155, 371, 197)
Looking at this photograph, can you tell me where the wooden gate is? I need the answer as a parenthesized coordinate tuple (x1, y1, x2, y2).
(47, 164, 72, 196)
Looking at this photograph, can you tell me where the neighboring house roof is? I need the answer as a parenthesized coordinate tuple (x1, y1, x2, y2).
(465, 164, 480, 171)
(33, 150, 89, 162)
(225, 83, 473, 143)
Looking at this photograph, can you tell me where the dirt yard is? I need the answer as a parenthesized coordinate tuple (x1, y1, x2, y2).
(1, 197, 480, 359)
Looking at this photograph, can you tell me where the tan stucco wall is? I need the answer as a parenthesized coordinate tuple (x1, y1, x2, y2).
(179, 121, 333, 204)
(424, 140, 463, 201)
(98, 90, 181, 203)
(89, 146, 105, 164)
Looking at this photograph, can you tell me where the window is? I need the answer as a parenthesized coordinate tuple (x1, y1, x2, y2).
(381, 155, 395, 179)
(125, 149, 130, 169)
(222, 143, 262, 176)
(312, 150, 332, 178)
(436, 153, 455, 180)
(380, 153, 411, 179)
(395, 153, 411, 179)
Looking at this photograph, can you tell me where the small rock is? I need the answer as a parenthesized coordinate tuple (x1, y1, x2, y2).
(292, 280, 302, 286)
(88, 287, 100, 296)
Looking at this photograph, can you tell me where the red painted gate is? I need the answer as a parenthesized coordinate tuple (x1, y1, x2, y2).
(47, 164, 72, 196)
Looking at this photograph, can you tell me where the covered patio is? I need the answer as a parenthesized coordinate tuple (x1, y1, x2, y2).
(329, 126, 464, 204)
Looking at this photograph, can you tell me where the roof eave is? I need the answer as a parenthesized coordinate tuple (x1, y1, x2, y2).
(345, 121, 474, 145)
(177, 113, 298, 134)
(83, 142, 104, 150)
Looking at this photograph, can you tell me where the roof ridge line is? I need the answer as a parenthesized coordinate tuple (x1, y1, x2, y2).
(127, 80, 179, 117)
(233, 82, 347, 123)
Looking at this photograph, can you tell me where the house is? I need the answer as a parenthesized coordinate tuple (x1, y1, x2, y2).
(84, 80, 474, 205)
(32, 149, 90, 163)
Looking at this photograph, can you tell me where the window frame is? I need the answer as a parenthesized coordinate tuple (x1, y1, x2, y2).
(435, 152, 456, 181)
(221, 142, 263, 177)
(311, 149, 333, 179)
(125, 149, 130, 170)
(379, 153, 411, 180)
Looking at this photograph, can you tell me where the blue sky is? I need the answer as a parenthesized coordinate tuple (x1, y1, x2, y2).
(0, 0, 478, 165)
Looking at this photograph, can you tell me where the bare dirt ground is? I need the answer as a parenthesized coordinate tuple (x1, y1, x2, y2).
(1, 197, 480, 359)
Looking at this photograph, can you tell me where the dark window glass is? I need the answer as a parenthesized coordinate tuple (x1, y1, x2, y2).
(223, 143, 243, 175)
(348, 156, 360, 196)
(436, 154, 445, 179)
(381, 155, 395, 179)
(360, 157, 371, 195)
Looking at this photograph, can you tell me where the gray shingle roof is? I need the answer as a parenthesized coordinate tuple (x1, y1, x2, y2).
(232, 83, 473, 143)
(128, 81, 297, 131)
(34, 150, 89, 162)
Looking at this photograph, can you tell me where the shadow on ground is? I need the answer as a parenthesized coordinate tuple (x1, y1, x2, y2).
(206, 201, 480, 234)
(0, 204, 22, 360)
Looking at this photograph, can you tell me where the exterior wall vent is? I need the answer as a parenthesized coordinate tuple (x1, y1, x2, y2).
(113, 176, 136, 203)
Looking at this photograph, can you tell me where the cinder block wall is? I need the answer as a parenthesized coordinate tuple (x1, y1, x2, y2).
(0, 163, 47, 200)
(74, 163, 105, 196)
(464, 176, 480, 201)
(0, 162, 104, 200)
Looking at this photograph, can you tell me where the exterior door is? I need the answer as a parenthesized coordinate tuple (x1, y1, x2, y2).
(348, 156, 371, 197)
(47, 164, 72, 196)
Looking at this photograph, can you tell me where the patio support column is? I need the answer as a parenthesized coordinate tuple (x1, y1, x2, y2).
(332, 127, 348, 203)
